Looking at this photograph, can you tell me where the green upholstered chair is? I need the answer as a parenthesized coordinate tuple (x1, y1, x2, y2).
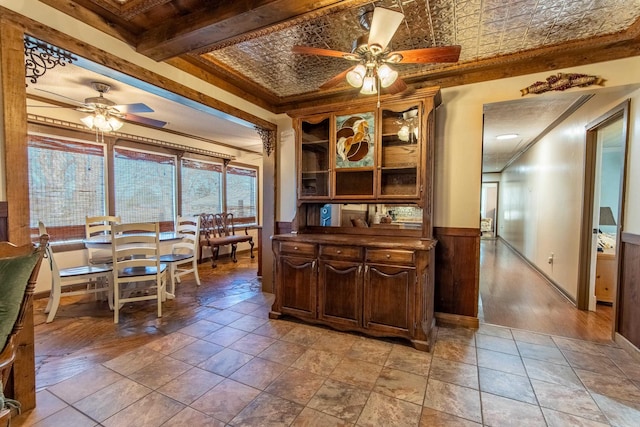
(0, 234, 48, 420)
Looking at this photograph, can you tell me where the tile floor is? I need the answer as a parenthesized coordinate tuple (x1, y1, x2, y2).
(12, 290, 640, 427)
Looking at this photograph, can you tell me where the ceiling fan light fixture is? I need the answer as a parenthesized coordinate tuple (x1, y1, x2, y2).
(360, 73, 377, 95)
(108, 116, 124, 131)
(81, 110, 123, 132)
(346, 64, 367, 87)
(377, 63, 398, 88)
(80, 115, 95, 129)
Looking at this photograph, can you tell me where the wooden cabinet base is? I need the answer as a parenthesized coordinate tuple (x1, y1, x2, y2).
(271, 234, 437, 352)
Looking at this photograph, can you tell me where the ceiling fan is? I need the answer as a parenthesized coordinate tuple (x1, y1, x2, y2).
(33, 81, 167, 129)
(292, 6, 461, 95)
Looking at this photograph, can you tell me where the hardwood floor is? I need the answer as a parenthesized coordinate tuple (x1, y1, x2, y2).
(479, 238, 613, 343)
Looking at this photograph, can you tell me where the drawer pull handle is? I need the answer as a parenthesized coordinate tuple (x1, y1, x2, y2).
(386, 254, 391, 259)
(337, 250, 342, 254)
(294, 246, 299, 250)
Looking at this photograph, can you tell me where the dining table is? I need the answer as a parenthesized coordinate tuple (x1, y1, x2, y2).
(83, 231, 183, 249)
(83, 231, 184, 299)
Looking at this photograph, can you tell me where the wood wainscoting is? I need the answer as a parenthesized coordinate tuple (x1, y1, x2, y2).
(617, 232, 640, 349)
(0, 201, 7, 241)
(433, 227, 480, 327)
(272, 223, 481, 328)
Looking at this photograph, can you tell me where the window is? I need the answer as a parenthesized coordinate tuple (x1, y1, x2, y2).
(226, 165, 257, 223)
(181, 158, 223, 217)
(27, 131, 260, 243)
(113, 147, 176, 230)
(28, 136, 106, 242)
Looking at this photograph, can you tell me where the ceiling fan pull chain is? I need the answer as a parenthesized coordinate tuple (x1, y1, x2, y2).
(377, 73, 381, 108)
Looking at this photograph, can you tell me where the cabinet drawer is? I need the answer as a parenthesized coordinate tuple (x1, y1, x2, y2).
(279, 241, 316, 256)
(320, 245, 362, 261)
(366, 249, 415, 265)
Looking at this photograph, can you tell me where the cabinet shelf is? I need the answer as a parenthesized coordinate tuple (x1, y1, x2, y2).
(381, 165, 417, 171)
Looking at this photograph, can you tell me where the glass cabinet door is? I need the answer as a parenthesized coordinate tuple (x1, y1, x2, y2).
(379, 104, 421, 198)
(334, 111, 375, 198)
(300, 117, 330, 198)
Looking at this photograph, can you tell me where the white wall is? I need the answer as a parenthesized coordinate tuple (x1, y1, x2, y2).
(499, 87, 640, 301)
(626, 92, 640, 235)
(435, 57, 640, 229)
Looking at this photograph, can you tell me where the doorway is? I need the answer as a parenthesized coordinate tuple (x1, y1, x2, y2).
(480, 182, 498, 239)
(578, 102, 629, 319)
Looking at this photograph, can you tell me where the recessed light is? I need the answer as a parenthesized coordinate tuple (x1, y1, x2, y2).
(496, 133, 519, 140)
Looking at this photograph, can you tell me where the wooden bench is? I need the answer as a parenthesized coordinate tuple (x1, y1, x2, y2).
(199, 213, 254, 267)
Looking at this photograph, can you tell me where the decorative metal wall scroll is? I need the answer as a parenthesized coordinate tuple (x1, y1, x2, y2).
(24, 35, 77, 86)
(255, 126, 275, 157)
(521, 73, 605, 96)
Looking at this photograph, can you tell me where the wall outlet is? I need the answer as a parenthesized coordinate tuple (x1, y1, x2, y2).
(548, 253, 554, 264)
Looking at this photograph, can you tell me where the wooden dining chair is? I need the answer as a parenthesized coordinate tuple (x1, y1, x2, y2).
(39, 222, 113, 323)
(111, 222, 167, 324)
(159, 215, 201, 296)
(0, 234, 48, 420)
(85, 215, 121, 264)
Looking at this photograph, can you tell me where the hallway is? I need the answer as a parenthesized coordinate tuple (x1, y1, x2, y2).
(479, 238, 613, 343)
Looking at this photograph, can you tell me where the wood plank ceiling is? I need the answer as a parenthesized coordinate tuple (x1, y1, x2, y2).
(38, 0, 640, 114)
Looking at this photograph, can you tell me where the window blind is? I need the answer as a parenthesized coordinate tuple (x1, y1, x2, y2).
(226, 165, 257, 223)
(181, 158, 223, 217)
(114, 146, 176, 230)
(28, 135, 106, 242)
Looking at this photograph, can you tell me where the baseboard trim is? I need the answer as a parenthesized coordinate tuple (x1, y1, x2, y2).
(435, 312, 479, 329)
(498, 236, 576, 306)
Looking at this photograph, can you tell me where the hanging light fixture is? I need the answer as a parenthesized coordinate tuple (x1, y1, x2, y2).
(80, 108, 124, 132)
(347, 60, 398, 94)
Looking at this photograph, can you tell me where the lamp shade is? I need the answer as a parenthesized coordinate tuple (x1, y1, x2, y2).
(81, 109, 124, 132)
(377, 63, 398, 88)
(346, 64, 366, 87)
(360, 75, 377, 95)
(599, 206, 616, 226)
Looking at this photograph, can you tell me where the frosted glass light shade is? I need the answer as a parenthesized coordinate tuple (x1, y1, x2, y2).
(377, 64, 398, 88)
(80, 115, 95, 129)
(81, 113, 123, 132)
(108, 117, 124, 131)
(346, 64, 366, 87)
(360, 75, 377, 94)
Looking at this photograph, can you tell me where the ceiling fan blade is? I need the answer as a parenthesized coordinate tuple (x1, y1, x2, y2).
(34, 88, 87, 107)
(114, 103, 154, 114)
(319, 67, 354, 90)
(292, 45, 352, 59)
(124, 113, 167, 128)
(394, 45, 462, 64)
(367, 7, 404, 51)
(385, 77, 407, 95)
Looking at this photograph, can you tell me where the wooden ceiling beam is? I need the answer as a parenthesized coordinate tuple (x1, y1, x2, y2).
(136, 0, 365, 61)
(37, 0, 139, 45)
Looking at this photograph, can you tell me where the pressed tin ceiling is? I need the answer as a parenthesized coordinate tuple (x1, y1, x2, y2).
(203, 0, 640, 99)
(40, 0, 640, 111)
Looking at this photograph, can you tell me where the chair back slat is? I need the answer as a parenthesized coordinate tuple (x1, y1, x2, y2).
(110, 221, 165, 323)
